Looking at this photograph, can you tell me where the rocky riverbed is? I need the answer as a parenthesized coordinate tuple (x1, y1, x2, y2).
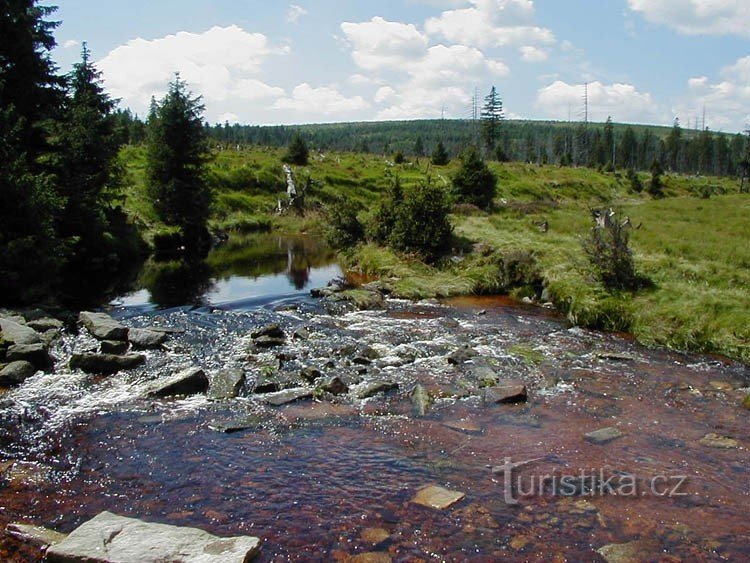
(0, 292, 748, 561)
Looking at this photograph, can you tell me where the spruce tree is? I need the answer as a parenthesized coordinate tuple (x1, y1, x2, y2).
(431, 140, 449, 165)
(284, 132, 309, 165)
(481, 86, 503, 153)
(0, 0, 65, 302)
(146, 75, 212, 249)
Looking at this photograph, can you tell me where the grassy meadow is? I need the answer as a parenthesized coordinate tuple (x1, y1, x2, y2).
(119, 144, 750, 363)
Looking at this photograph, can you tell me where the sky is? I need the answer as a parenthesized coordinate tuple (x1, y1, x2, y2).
(51, 0, 750, 132)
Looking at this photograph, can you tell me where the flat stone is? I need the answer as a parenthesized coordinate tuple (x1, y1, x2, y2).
(484, 383, 527, 404)
(0, 361, 37, 385)
(317, 376, 348, 396)
(70, 353, 146, 374)
(263, 387, 313, 406)
(0, 318, 42, 346)
(128, 328, 168, 349)
(208, 368, 246, 400)
(361, 528, 390, 544)
(209, 415, 264, 434)
(148, 367, 209, 397)
(101, 340, 129, 354)
(5, 523, 68, 549)
(350, 553, 392, 563)
(699, 433, 738, 449)
(585, 427, 624, 445)
(708, 381, 734, 391)
(46, 511, 261, 563)
(251, 323, 285, 339)
(447, 345, 477, 365)
(412, 485, 465, 510)
(79, 311, 128, 341)
(596, 540, 661, 563)
(25, 317, 63, 332)
(354, 380, 399, 399)
(6, 343, 52, 369)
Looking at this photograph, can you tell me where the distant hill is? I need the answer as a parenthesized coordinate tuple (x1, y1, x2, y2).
(207, 118, 747, 177)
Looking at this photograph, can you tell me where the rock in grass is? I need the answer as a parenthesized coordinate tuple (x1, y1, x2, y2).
(148, 367, 209, 397)
(45, 511, 261, 563)
(79, 311, 128, 341)
(208, 368, 246, 400)
(484, 383, 527, 404)
(585, 427, 624, 445)
(128, 328, 168, 349)
(0, 361, 36, 385)
(412, 485, 465, 510)
(70, 353, 145, 374)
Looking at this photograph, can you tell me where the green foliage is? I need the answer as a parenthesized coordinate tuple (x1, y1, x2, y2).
(481, 86, 503, 151)
(452, 146, 497, 209)
(371, 178, 453, 262)
(146, 75, 212, 249)
(431, 140, 449, 165)
(283, 132, 309, 165)
(393, 151, 405, 164)
(627, 168, 643, 193)
(325, 198, 365, 249)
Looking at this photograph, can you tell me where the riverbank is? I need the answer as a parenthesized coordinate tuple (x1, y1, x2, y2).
(118, 145, 749, 364)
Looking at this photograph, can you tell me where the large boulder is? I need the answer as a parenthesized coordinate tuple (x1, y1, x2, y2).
(5, 343, 52, 369)
(148, 367, 209, 397)
(0, 318, 42, 346)
(208, 368, 246, 400)
(25, 317, 63, 332)
(0, 361, 36, 385)
(79, 311, 128, 341)
(128, 328, 168, 349)
(45, 511, 261, 563)
(70, 353, 145, 374)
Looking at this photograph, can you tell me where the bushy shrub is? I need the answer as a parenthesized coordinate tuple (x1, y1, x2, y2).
(627, 168, 643, 193)
(325, 198, 365, 249)
(369, 178, 453, 262)
(452, 146, 497, 210)
(431, 141, 449, 165)
(649, 159, 664, 197)
(583, 210, 642, 291)
(393, 151, 405, 164)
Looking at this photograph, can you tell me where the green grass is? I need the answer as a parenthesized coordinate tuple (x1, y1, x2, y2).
(119, 144, 749, 363)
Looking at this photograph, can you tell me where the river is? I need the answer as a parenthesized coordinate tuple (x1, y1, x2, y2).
(0, 235, 748, 561)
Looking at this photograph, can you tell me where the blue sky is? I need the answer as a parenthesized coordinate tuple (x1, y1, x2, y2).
(52, 0, 750, 131)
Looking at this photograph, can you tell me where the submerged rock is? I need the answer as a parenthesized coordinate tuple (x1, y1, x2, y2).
(128, 328, 168, 349)
(148, 367, 209, 397)
(585, 427, 624, 445)
(45, 511, 261, 563)
(209, 414, 264, 433)
(70, 353, 145, 374)
(699, 433, 738, 449)
(5, 522, 68, 550)
(596, 540, 661, 563)
(484, 383, 527, 404)
(79, 311, 128, 341)
(0, 361, 36, 385)
(354, 380, 399, 399)
(412, 485, 465, 510)
(208, 368, 246, 400)
(263, 387, 313, 406)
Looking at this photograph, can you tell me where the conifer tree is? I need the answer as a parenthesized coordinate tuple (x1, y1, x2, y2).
(452, 146, 497, 209)
(146, 74, 212, 249)
(284, 132, 309, 165)
(481, 86, 503, 152)
(431, 140, 449, 165)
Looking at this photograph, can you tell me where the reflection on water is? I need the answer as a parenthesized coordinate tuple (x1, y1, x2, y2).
(114, 234, 341, 311)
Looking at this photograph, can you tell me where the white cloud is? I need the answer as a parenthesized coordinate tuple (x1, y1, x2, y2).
(96, 25, 287, 121)
(349, 73, 378, 85)
(340, 17, 429, 71)
(63, 39, 80, 49)
(425, 0, 555, 48)
(408, 44, 509, 88)
(520, 45, 547, 62)
(218, 112, 239, 124)
(675, 56, 750, 131)
(377, 86, 470, 120)
(286, 4, 308, 24)
(374, 86, 396, 103)
(272, 83, 369, 115)
(535, 80, 664, 124)
(628, 0, 750, 36)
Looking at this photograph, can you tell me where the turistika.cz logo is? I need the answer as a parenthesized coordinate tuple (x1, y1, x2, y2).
(490, 457, 689, 505)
